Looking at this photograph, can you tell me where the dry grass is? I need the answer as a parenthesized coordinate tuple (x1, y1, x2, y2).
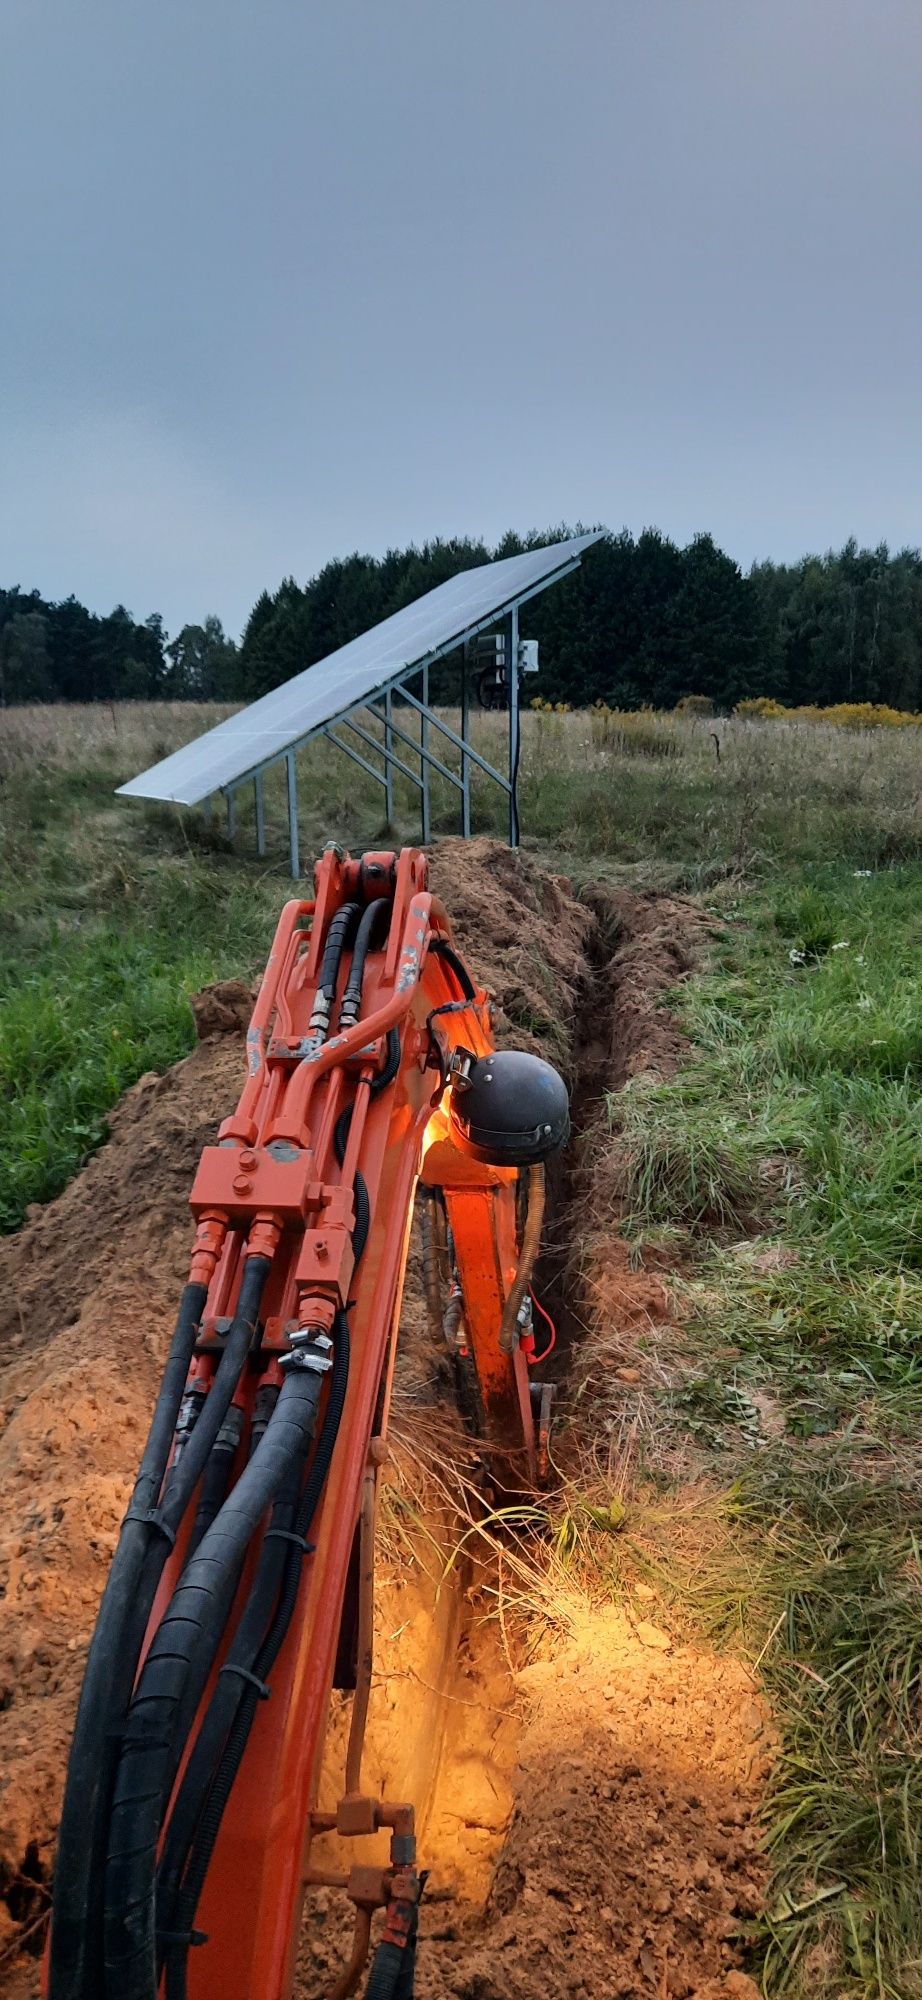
(4, 701, 922, 875)
(0, 699, 237, 776)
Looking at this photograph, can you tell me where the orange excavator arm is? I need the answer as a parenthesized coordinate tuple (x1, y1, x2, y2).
(48, 845, 568, 2000)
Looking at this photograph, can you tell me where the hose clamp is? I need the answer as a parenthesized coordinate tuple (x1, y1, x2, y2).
(279, 1329, 335, 1374)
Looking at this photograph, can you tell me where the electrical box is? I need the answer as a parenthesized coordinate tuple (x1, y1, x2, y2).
(474, 634, 505, 666)
(517, 639, 539, 674)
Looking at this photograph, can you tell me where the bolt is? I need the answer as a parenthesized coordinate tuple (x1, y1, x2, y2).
(233, 1174, 253, 1195)
(239, 1149, 257, 1169)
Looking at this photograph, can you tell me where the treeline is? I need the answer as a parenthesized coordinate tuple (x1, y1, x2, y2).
(6, 530, 922, 712)
(241, 531, 922, 712)
(0, 590, 238, 706)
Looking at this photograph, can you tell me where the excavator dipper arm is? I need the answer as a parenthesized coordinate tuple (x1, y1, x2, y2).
(48, 846, 568, 2000)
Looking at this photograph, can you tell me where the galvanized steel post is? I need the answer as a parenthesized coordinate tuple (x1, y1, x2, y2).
(420, 663, 431, 845)
(508, 604, 520, 848)
(384, 687, 394, 826)
(286, 751, 300, 878)
(254, 774, 266, 858)
(461, 639, 471, 837)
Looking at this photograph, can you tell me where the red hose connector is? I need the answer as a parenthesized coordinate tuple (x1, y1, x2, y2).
(247, 1212, 283, 1264)
(188, 1209, 227, 1288)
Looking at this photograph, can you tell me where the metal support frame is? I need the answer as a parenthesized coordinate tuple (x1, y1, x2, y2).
(327, 729, 393, 793)
(339, 715, 423, 792)
(420, 663, 431, 844)
(461, 639, 471, 838)
(223, 553, 594, 862)
(383, 688, 394, 826)
(286, 751, 299, 878)
(394, 686, 511, 792)
(225, 789, 236, 842)
(366, 701, 462, 792)
(508, 603, 520, 849)
(238, 643, 522, 867)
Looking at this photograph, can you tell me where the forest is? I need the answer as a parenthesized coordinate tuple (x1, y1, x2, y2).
(5, 527, 922, 713)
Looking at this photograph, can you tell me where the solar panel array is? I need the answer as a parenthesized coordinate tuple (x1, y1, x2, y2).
(118, 533, 602, 805)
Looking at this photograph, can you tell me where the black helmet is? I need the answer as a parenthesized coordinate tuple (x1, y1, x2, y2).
(448, 1049, 570, 1166)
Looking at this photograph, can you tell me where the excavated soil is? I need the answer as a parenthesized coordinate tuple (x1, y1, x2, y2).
(0, 842, 767, 1999)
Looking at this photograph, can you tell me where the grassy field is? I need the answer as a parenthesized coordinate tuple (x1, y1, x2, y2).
(3, 697, 920, 1231)
(600, 866, 922, 1994)
(3, 700, 922, 1994)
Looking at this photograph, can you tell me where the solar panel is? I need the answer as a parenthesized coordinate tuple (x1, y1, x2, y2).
(118, 533, 602, 805)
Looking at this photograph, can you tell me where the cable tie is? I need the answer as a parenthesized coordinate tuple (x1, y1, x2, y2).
(218, 1663, 271, 1699)
(263, 1528, 316, 1554)
(157, 1927, 209, 1949)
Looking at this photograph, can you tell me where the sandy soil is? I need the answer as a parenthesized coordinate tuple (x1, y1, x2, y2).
(0, 842, 767, 1999)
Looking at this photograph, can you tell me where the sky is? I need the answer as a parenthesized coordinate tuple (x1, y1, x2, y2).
(2, 0, 920, 637)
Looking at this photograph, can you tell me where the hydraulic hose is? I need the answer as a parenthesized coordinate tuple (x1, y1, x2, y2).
(108, 1254, 272, 1744)
(103, 1358, 324, 2000)
(498, 1163, 546, 1356)
(160, 1256, 271, 1542)
(310, 900, 363, 1039)
(427, 935, 477, 1000)
(48, 1278, 206, 2000)
(362, 1886, 424, 2000)
(338, 896, 390, 1027)
(155, 1451, 306, 1970)
(420, 1194, 448, 1352)
(319, 901, 363, 996)
(184, 1405, 245, 1564)
(162, 1312, 352, 2000)
(364, 1941, 406, 2000)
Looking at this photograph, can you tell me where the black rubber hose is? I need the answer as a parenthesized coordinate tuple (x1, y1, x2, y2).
(183, 1406, 244, 1564)
(48, 1279, 206, 2000)
(338, 896, 389, 1020)
(155, 1450, 306, 1967)
(427, 936, 477, 1000)
(159, 1257, 270, 1541)
(363, 1941, 406, 2000)
(103, 1351, 312, 1997)
(363, 1886, 424, 2000)
(100, 1255, 271, 1757)
(376, 1026, 402, 1091)
(318, 900, 363, 1002)
(162, 1314, 351, 2000)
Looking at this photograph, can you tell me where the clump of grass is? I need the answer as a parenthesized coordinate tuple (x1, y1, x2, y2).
(740, 1466, 922, 1999)
(613, 1072, 761, 1228)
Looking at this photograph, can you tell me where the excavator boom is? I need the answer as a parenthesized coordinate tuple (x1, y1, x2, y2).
(48, 846, 567, 2000)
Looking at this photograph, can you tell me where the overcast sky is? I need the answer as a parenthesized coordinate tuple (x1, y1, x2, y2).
(2, 0, 920, 636)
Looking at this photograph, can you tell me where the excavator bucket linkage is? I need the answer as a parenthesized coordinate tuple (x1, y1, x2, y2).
(48, 846, 568, 2000)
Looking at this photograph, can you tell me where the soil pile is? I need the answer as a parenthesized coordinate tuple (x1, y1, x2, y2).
(0, 1004, 246, 1969)
(428, 839, 592, 1073)
(415, 1604, 768, 2000)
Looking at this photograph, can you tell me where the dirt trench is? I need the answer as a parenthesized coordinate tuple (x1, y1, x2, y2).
(0, 843, 767, 2000)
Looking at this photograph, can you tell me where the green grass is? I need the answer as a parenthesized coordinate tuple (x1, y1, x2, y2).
(0, 866, 285, 1230)
(603, 862, 922, 1996)
(0, 771, 295, 1228)
(8, 694, 919, 1236)
(746, 1467, 922, 1999)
